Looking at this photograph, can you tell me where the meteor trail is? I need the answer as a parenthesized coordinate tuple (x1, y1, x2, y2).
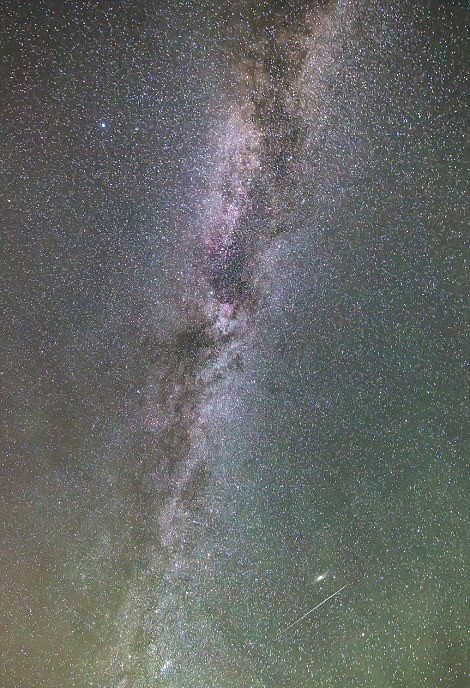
(278, 584, 349, 637)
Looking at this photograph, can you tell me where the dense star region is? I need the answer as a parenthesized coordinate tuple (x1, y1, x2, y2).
(0, 1, 468, 687)
(136, 1, 331, 550)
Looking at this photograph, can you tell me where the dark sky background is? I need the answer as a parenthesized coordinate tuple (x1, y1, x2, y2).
(0, 1, 469, 687)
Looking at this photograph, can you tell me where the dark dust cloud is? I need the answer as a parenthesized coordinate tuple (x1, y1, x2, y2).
(0, 1, 468, 686)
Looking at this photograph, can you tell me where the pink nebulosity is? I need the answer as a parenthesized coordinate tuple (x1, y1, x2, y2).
(198, 104, 261, 304)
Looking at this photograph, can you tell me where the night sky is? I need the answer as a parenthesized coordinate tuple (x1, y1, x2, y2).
(1, 1, 469, 687)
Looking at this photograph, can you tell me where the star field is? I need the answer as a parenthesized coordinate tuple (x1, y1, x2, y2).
(0, 1, 468, 687)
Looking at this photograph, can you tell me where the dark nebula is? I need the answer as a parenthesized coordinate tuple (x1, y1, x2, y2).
(208, 239, 248, 304)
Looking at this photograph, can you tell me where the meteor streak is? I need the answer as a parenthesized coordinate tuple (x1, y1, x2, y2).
(278, 584, 349, 637)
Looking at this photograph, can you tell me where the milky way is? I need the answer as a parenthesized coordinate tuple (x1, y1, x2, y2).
(115, 5, 355, 683)
(133, 2, 345, 555)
